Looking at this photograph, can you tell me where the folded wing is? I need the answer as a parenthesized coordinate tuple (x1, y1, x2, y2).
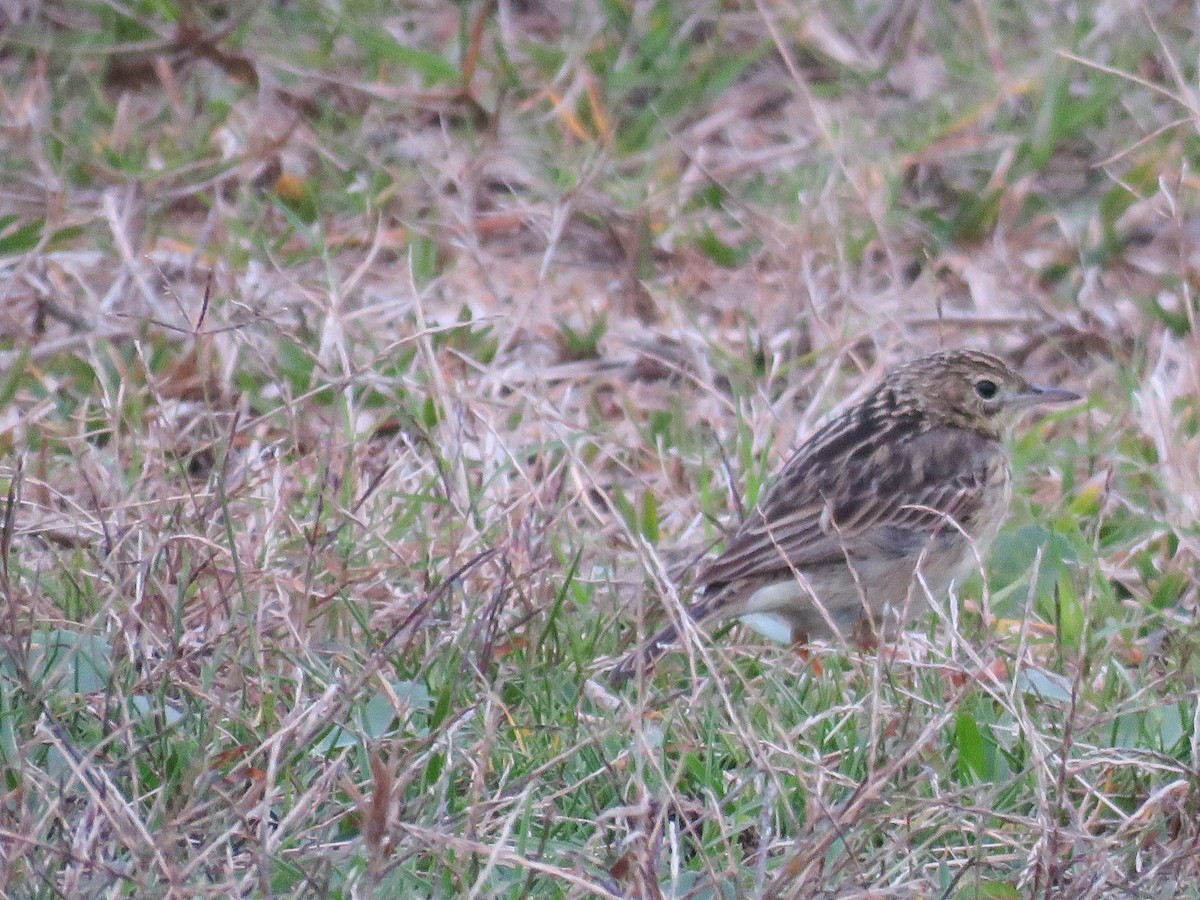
(696, 425, 1001, 592)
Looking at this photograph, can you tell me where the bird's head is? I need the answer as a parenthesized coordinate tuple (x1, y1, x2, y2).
(887, 349, 1081, 438)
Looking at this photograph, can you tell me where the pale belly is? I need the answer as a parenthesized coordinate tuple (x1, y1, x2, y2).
(737, 471, 1011, 643)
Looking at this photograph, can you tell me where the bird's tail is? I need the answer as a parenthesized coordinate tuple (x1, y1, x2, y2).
(606, 595, 719, 688)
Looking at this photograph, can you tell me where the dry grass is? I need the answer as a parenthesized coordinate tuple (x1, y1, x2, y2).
(1, 0, 1198, 896)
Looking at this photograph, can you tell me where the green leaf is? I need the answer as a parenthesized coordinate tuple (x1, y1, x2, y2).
(0, 630, 114, 693)
(276, 335, 316, 392)
(1015, 668, 1073, 703)
(1156, 702, 1186, 751)
(694, 225, 750, 268)
(1053, 570, 1084, 648)
(350, 24, 459, 85)
(1098, 181, 1137, 242)
(128, 695, 185, 727)
(409, 232, 442, 286)
(1029, 67, 1072, 169)
(0, 348, 29, 407)
(0, 218, 43, 256)
(425, 750, 445, 784)
(429, 678, 453, 729)
(987, 524, 1074, 614)
(555, 315, 607, 362)
(273, 175, 318, 223)
(315, 724, 357, 753)
(421, 394, 439, 428)
(362, 690, 397, 738)
(954, 708, 987, 783)
(954, 880, 1022, 899)
(949, 188, 1003, 244)
(312, 681, 431, 753)
(641, 490, 659, 544)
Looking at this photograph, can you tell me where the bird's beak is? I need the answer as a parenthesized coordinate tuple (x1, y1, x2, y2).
(1016, 384, 1082, 407)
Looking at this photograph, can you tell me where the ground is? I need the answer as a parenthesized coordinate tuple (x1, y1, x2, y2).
(1, 1, 1199, 897)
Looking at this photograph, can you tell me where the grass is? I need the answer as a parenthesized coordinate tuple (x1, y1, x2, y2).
(1, 0, 1199, 896)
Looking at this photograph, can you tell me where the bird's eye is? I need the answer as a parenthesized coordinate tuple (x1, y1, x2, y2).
(974, 378, 999, 400)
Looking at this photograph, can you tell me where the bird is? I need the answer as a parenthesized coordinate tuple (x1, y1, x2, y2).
(609, 348, 1081, 686)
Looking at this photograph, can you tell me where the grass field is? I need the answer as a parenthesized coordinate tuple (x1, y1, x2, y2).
(1, 1, 1199, 897)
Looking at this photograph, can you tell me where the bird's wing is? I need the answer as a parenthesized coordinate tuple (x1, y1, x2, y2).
(697, 425, 1003, 588)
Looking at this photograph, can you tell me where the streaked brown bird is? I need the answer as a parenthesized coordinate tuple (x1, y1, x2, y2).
(610, 348, 1080, 686)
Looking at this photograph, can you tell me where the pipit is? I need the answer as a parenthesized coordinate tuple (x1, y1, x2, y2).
(610, 348, 1080, 686)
